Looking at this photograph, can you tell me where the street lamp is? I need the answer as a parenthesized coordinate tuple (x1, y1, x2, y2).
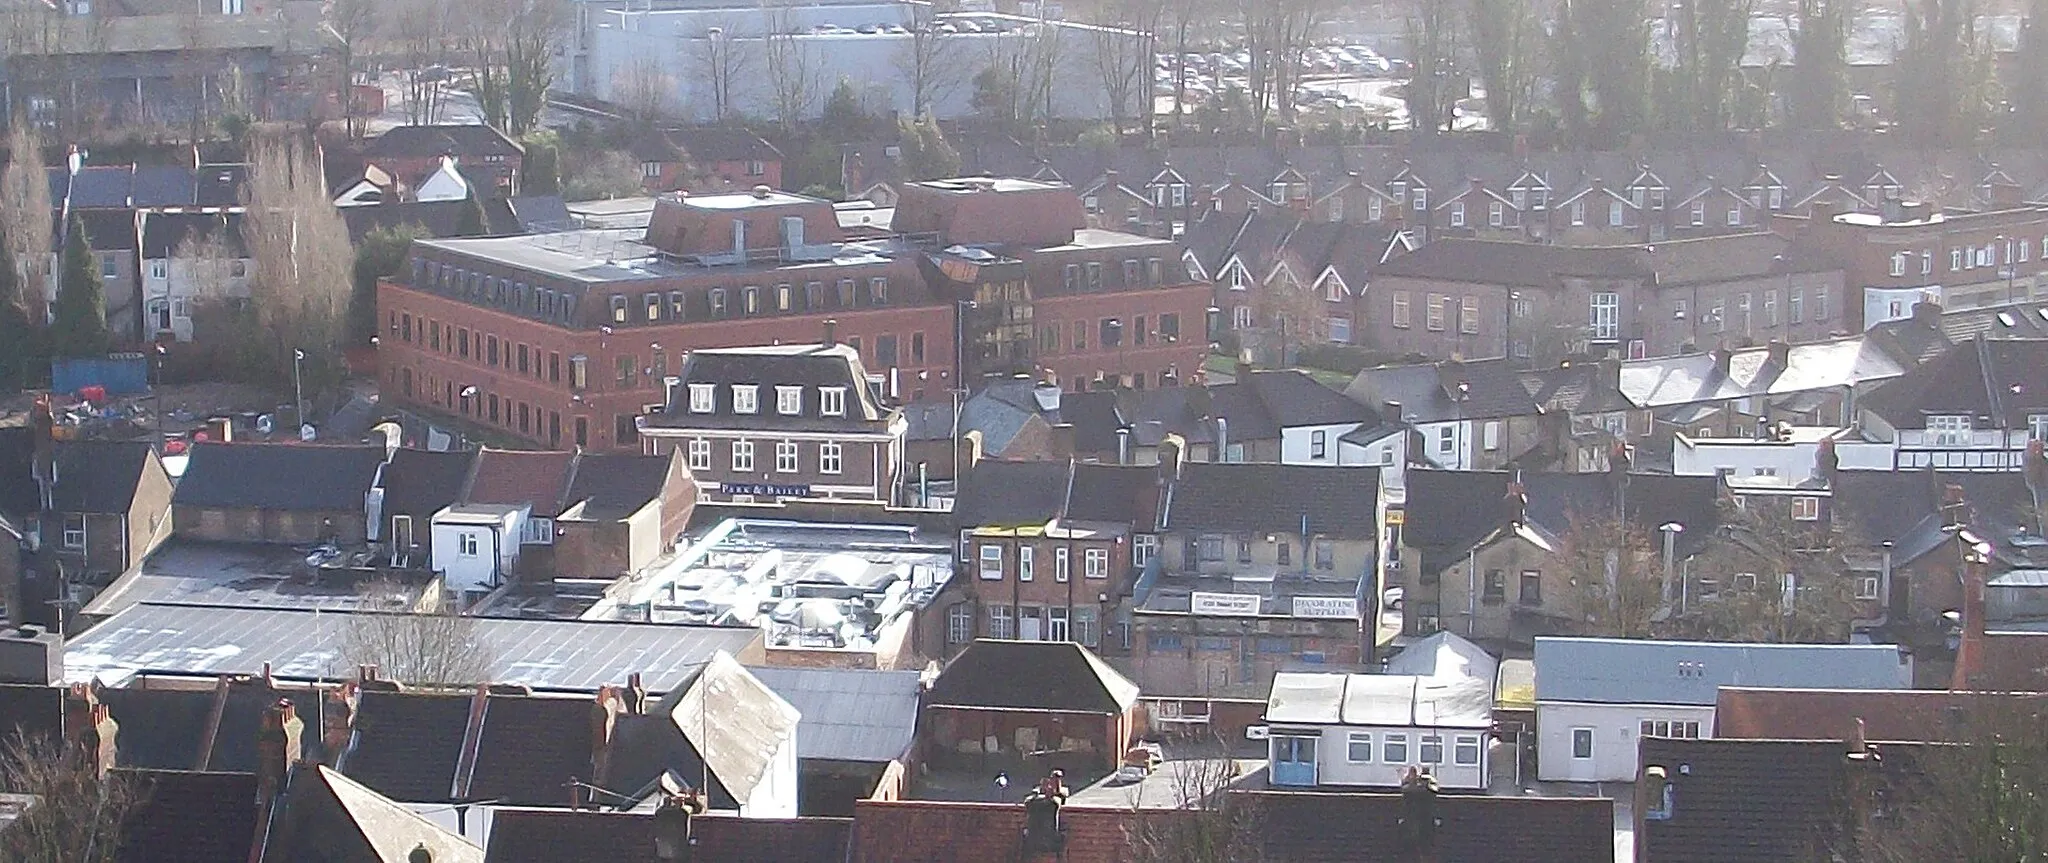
(1659, 522, 1685, 612)
(292, 348, 306, 429)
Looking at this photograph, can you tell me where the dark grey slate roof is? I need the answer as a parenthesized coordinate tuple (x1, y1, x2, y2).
(646, 344, 889, 433)
(172, 443, 387, 512)
(140, 211, 246, 258)
(953, 460, 1068, 526)
(366, 125, 523, 160)
(562, 452, 673, 519)
(378, 447, 476, 519)
(1163, 462, 1381, 539)
(927, 640, 1139, 714)
(1862, 337, 2048, 428)
(50, 440, 153, 514)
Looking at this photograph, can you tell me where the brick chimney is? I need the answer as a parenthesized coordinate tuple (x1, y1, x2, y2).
(255, 697, 304, 807)
(1814, 436, 1839, 488)
(1049, 423, 1075, 461)
(1504, 475, 1528, 526)
(62, 683, 117, 778)
(1765, 339, 1791, 371)
(1952, 550, 1989, 691)
(320, 682, 359, 765)
(1709, 347, 1733, 379)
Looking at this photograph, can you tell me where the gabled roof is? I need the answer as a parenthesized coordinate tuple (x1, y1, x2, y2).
(612, 653, 797, 805)
(1533, 637, 1909, 706)
(748, 666, 920, 763)
(927, 640, 1138, 714)
(1861, 337, 2048, 428)
(954, 460, 1069, 526)
(49, 440, 155, 514)
(482, 808, 851, 863)
(343, 690, 470, 803)
(646, 343, 890, 433)
(561, 452, 676, 520)
(116, 769, 261, 863)
(1400, 470, 1720, 571)
(1345, 358, 1537, 424)
(260, 765, 484, 863)
(1163, 462, 1381, 539)
(1619, 336, 1904, 409)
(1637, 737, 1932, 863)
(464, 448, 578, 518)
(366, 125, 524, 160)
(379, 447, 476, 519)
(1714, 687, 2045, 741)
(140, 210, 247, 258)
(172, 444, 386, 512)
(469, 693, 597, 806)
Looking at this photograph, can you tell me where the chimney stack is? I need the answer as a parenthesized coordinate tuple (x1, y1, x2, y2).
(1952, 551, 1990, 690)
(1157, 435, 1184, 484)
(1709, 347, 1733, 379)
(1399, 767, 1441, 862)
(1504, 476, 1528, 526)
(1815, 436, 1840, 488)
(62, 683, 117, 778)
(320, 683, 358, 765)
(1050, 423, 1075, 461)
(822, 319, 837, 348)
(1765, 339, 1791, 371)
(255, 698, 304, 807)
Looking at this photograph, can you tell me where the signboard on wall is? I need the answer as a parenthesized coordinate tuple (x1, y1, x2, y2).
(720, 482, 811, 497)
(1190, 591, 1262, 617)
(1291, 596, 1360, 619)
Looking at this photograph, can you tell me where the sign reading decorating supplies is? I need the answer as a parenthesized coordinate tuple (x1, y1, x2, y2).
(1189, 591, 1262, 617)
(1291, 596, 1360, 619)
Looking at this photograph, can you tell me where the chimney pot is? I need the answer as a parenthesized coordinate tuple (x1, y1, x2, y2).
(822, 319, 838, 347)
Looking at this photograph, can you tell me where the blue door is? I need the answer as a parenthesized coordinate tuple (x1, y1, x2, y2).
(1271, 735, 1318, 786)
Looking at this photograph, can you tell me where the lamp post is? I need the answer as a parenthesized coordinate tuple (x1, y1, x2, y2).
(1998, 235, 2018, 304)
(952, 299, 977, 486)
(292, 348, 306, 429)
(1659, 522, 1685, 613)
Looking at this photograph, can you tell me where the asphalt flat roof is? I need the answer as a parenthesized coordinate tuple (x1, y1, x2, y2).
(65, 602, 759, 691)
(79, 541, 410, 618)
(747, 666, 921, 763)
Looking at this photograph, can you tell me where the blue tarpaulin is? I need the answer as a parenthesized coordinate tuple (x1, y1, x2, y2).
(51, 354, 149, 396)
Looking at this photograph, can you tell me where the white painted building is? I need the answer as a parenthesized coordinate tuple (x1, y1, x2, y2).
(580, 7, 1148, 123)
(1670, 427, 1894, 479)
(139, 210, 250, 342)
(430, 504, 524, 591)
(1263, 632, 1495, 791)
(1532, 637, 1911, 783)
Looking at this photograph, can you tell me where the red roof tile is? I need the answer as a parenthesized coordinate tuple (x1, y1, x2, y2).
(465, 449, 577, 517)
(1716, 687, 2047, 741)
(482, 808, 851, 863)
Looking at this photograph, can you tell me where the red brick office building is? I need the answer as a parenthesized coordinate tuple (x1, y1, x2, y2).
(377, 180, 1210, 452)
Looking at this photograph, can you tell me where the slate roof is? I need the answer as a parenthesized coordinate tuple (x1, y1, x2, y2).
(1867, 301, 2048, 364)
(469, 694, 597, 807)
(953, 460, 1069, 526)
(48, 164, 243, 210)
(1533, 637, 1910, 706)
(482, 808, 851, 863)
(172, 444, 386, 512)
(378, 447, 475, 519)
(0, 428, 35, 517)
(664, 127, 785, 163)
(0, 683, 62, 744)
(1861, 337, 2048, 428)
(1241, 369, 1378, 426)
(1618, 336, 1904, 408)
(1163, 462, 1381, 539)
(140, 211, 247, 258)
(560, 452, 673, 520)
(927, 640, 1139, 714)
(343, 690, 470, 803)
(1065, 463, 1162, 525)
(48, 441, 153, 514)
(259, 764, 485, 863)
(748, 666, 921, 763)
(1345, 359, 1538, 424)
(646, 344, 891, 433)
(98, 687, 219, 770)
(366, 125, 524, 160)
(116, 769, 261, 863)
(1402, 471, 1721, 563)
(339, 198, 527, 241)
(1374, 237, 1648, 287)
(1714, 687, 2045, 741)
(1637, 737, 1931, 863)
(1969, 630, 2048, 691)
(609, 654, 797, 805)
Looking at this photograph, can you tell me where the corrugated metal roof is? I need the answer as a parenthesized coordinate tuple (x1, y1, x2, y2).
(748, 666, 920, 763)
(1989, 569, 2048, 588)
(65, 602, 758, 691)
(1533, 637, 1910, 707)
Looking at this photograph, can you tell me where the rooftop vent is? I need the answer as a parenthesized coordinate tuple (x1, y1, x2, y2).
(751, 185, 772, 198)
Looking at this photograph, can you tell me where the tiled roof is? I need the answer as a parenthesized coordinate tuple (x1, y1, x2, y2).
(1637, 737, 1932, 863)
(482, 808, 851, 863)
(48, 441, 153, 514)
(1163, 462, 1381, 539)
(1969, 630, 2048, 691)
(116, 769, 260, 863)
(366, 125, 524, 160)
(1242, 370, 1378, 426)
(1714, 687, 2044, 741)
(1245, 789, 1615, 863)
(468, 694, 596, 807)
(464, 448, 577, 518)
(0, 683, 62, 743)
(1375, 237, 1648, 287)
(561, 452, 674, 520)
(342, 690, 470, 803)
(98, 687, 217, 770)
(1065, 463, 1162, 526)
(172, 443, 386, 512)
(379, 447, 476, 519)
(1401, 469, 1719, 572)
(954, 460, 1069, 526)
(648, 344, 889, 433)
(1861, 337, 2048, 428)
(927, 640, 1139, 714)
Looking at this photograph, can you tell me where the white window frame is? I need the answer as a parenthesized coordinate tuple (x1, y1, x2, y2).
(1792, 496, 1821, 521)
(820, 387, 847, 417)
(988, 604, 1013, 639)
(980, 545, 1005, 580)
(1133, 534, 1157, 567)
(1449, 201, 1465, 228)
(1047, 606, 1070, 641)
(1571, 727, 1594, 759)
(1569, 200, 1585, 226)
(1419, 734, 1444, 764)
(775, 440, 799, 473)
(776, 385, 803, 415)
(1085, 547, 1108, 579)
(1347, 732, 1373, 763)
(1483, 420, 1501, 451)
(61, 514, 85, 550)
(1437, 425, 1455, 455)
(1590, 292, 1619, 340)
(459, 533, 479, 557)
(1857, 576, 1881, 600)
(1608, 199, 1625, 227)
(731, 439, 755, 472)
(1689, 200, 1705, 226)
(1382, 733, 1409, 763)
(947, 603, 973, 643)
(1453, 734, 1481, 766)
(1488, 201, 1504, 227)
(1891, 252, 1907, 277)
(2028, 414, 2048, 442)
(1929, 414, 1973, 446)
(688, 383, 715, 413)
(687, 438, 711, 471)
(731, 385, 759, 414)
(1055, 546, 1071, 581)
(818, 441, 843, 475)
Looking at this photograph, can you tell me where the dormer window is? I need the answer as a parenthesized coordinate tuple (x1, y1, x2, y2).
(733, 385, 759, 414)
(776, 385, 803, 415)
(821, 387, 847, 417)
(687, 383, 714, 413)
(1928, 414, 1972, 446)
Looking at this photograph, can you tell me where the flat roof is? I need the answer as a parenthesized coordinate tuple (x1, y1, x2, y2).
(81, 540, 429, 618)
(417, 230, 902, 283)
(585, 519, 955, 654)
(65, 602, 760, 690)
(679, 190, 820, 209)
(911, 177, 1067, 194)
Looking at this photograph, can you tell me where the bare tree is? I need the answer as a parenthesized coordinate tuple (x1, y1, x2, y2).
(327, 0, 378, 138)
(1822, 700, 2048, 861)
(1159, 0, 1208, 123)
(1556, 511, 1666, 639)
(0, 733, 139, 863)
(462, 0, 560, 135)
(237, 128, 353, 391)
(1465, 0, 1538, 134)
(396, 0, 454, 125)
(1126, 753, 1263, 862)
(693, 16, 755, 123)
(1253, 270, 1331, 364)
(341, 580, 494, 690)
(1678, 499, 1864, 643)
(612, 57, 678, 125)
(1090, 0, 1160, 134)
(0, 123, 53, 320)
(1403, 0, 1461, 134)
(761, 5, 821, 130)
(895, 23, 967, 118)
